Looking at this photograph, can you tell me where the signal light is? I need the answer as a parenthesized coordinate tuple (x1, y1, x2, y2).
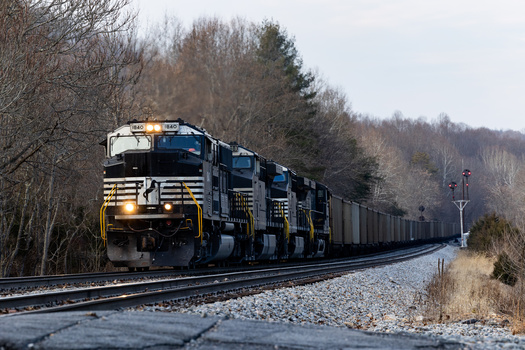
(462, 169, 471, 177)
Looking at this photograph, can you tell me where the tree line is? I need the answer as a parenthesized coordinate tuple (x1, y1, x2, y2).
(2, 0, 525, 276)
(0, 0, 142, 276)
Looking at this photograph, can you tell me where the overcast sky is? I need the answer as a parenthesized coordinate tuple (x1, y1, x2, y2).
(133, 0, 525, 132)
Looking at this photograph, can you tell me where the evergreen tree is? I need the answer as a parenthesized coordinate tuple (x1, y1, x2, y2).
(468, 213, 518, 253)
(254, 20, 320, 177)
(256, 21, 316, 100)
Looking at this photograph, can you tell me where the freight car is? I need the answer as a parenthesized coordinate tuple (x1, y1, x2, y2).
(100, 119, 457, 270)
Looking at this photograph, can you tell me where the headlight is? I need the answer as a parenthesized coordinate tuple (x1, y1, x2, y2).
(124, 203, 135, 212)
(146, 124, 161, 132)
(164, 203, 173, 211)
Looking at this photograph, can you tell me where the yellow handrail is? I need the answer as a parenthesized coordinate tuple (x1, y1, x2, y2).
(183, 182, 203, 243)
(238, 193, 254, 238)
(278, 202, 290, 243)
(303, 209, 314, 242)
(100, 184, 117, 246)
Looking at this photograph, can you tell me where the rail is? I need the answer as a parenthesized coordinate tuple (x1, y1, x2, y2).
(182, 182, 202, 243)
(99, 184, 117, 246)
(0, 244, 445, 314)
(277, 202, 290, 243)
(300, 209, 315, 242)
(234, 192, 254, 238)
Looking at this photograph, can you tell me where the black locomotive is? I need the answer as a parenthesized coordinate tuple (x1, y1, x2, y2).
(100, 119, 457, 270)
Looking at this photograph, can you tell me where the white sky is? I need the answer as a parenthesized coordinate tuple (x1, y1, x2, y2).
(133, 0, 525, 132)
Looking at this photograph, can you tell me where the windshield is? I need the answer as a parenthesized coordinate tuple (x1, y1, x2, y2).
(110, 135, 151, 157)
(157, 135, 202, 156)
(233, 156, 252, 169)
(274, 171, 288, 183)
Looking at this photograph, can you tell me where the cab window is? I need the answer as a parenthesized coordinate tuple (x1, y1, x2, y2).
(233, 156, 252, 169)
(274, 172, 288, 183)
(110, 135, 151, 157)
(157, 135, 202, 156)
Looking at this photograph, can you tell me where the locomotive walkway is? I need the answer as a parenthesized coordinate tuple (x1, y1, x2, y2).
(0, 310, 463, 349)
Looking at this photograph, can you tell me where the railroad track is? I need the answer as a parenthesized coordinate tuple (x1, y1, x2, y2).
(0, 244, 444, 316)
(0, 244, 439, 291)
(0, 267, 226, 291)
(1, 271, 161, 291)
(0, 256, 380, 291)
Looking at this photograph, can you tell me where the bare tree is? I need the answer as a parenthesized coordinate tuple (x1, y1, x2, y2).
(0, 0, 143, 276)
(358, 126, 406, 213)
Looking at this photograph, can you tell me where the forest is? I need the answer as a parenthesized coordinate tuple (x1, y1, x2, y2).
(2, 0, 525, 277)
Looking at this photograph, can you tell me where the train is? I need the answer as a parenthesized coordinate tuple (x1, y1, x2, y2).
(100, 119, 458, 270)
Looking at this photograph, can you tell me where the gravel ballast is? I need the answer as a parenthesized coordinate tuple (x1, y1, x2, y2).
(144, 245, 525, 349)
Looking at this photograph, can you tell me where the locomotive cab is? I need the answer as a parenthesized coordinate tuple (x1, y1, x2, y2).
(101, 120, 235, 269)
(230, 145, 275, 260)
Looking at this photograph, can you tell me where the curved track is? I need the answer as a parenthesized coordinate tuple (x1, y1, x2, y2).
(0, 244, 445, 316)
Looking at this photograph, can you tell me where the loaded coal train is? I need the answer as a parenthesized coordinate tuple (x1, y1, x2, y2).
(100, 119, 457, 270)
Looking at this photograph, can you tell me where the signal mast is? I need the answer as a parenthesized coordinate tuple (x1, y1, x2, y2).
(448, 169, 471, 248)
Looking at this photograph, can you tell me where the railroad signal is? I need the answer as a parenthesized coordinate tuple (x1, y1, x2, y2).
(448, 182, 457, 200)
(462, 169, 470, 200)
(449, 169, 472, 249)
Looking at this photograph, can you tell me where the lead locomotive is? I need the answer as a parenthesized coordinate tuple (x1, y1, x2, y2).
(100, 119, 329, 270)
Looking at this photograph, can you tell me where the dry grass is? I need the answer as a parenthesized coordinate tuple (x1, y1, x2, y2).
(425, 250, 516, 327)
